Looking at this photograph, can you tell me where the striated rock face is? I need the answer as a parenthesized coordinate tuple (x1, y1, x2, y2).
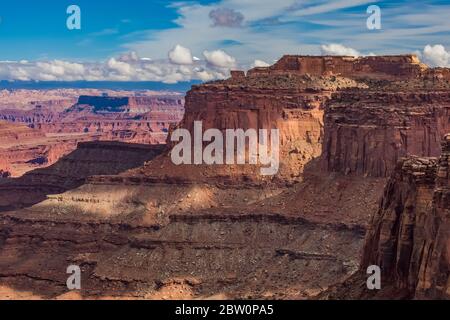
(361, 156, 437, 297)
(416, 134, 450, 299)
(0, 121, 46, 177)
(0, 121, 91, 177)
(248, 55, 429, 80)
(140, 55, 450, 184)
(361, 135, 450, 299)
(0, 141, 165, 211)
(48, 95, 184, 144)
(1, 94, 184, 140)
(0, 120, 45, 144)
(138, 73, 365, 184)
(0, 207, 366, 299)
(0, 159, 11, 179)
(323, 89, 450, 177)
(246, 55, 450, 179)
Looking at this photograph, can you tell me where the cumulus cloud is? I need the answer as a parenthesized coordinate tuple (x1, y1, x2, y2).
(251, 59, 270, 68)
(320, 44, 361, 57)
(203, 50, 237, 68)
(422, 44, 450, 67)
(117, 51, 140, 62)
(0, 51, 237, 84)
(168, 45, 194, 65)
(209, 8, 244, 28)
(107, 58, 132, 76)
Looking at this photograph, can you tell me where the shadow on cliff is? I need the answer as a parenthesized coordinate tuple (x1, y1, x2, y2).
(0, 141, 166, 212)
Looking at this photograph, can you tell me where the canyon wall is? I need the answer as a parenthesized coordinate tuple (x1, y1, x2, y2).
(138, 72, 365, 185)
(0, 141, 165, 211)
(248, 55, 428, 80)
(77, 95, 184, 114)
(361, 135, 450, 299)
(323, 90, 450, 177)
(246, 55, 450, 179)
(0, 120, 45, 142)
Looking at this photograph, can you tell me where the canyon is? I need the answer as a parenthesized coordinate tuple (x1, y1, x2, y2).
(0, 90, 184, 177)
(0, 55, 449, 300)
(324, 135, 450, 300)
(359, 134, 450, 299)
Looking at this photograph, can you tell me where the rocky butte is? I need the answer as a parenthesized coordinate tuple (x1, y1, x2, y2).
(0, 55, 449, 300)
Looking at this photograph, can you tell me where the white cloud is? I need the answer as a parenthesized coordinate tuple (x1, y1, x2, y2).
(422, 44, 450, 67)
(118, 51, 140, 62)
(320, 44, 361, 57)
(196, 70, 217, 82)
(168, 45, 194, 65)
(107, 58, 133, 76)
(203, 50, 237, 68)
(291, 0, 373, 17)
(251, 59, 270, 68)
(0, 52, 234, 83)
(120, 0, 450, 63)
(3, 0, 450, 82)
(124, 0, 318, 65)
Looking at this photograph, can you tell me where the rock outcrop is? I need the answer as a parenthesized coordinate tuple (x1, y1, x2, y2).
(0, 120, 45, 144)
(323, 88, 450, 177)
(0, 141, 165, 211)
(134, 73, 365, 185)
(360, 134, 450, 299)
(249, 55, 434, 80)
(246, 55, 450, 178)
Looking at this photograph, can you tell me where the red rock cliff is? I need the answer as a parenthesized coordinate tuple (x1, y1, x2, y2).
(361, 135, 450, 299)
(323, 89, 450, 177)
(134, 72, 364, 184)
(248, 55, 429, 80)
(135, 55, 450, 184)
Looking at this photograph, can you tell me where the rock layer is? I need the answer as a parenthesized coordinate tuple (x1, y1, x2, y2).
(0, 141, 165, 211)
(138, 73, 365, 184)
(361, 135, 450, 299)
(249, 55, 428, 80)
(323, 89, 450, 177)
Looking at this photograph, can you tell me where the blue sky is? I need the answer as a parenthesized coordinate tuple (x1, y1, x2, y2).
(0, 0, 449, 82)
(0, 0, 184, 60)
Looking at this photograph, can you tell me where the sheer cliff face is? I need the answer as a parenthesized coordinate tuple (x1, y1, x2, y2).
(323, 90, 450, 177)
(246, 55, 450, 179)
(143, 73, 364, 184)
(180, 78, 327, 180)
(417, 135, 450, 299)
(361, 135, 450, 299)
(151, 55, 450, 183)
